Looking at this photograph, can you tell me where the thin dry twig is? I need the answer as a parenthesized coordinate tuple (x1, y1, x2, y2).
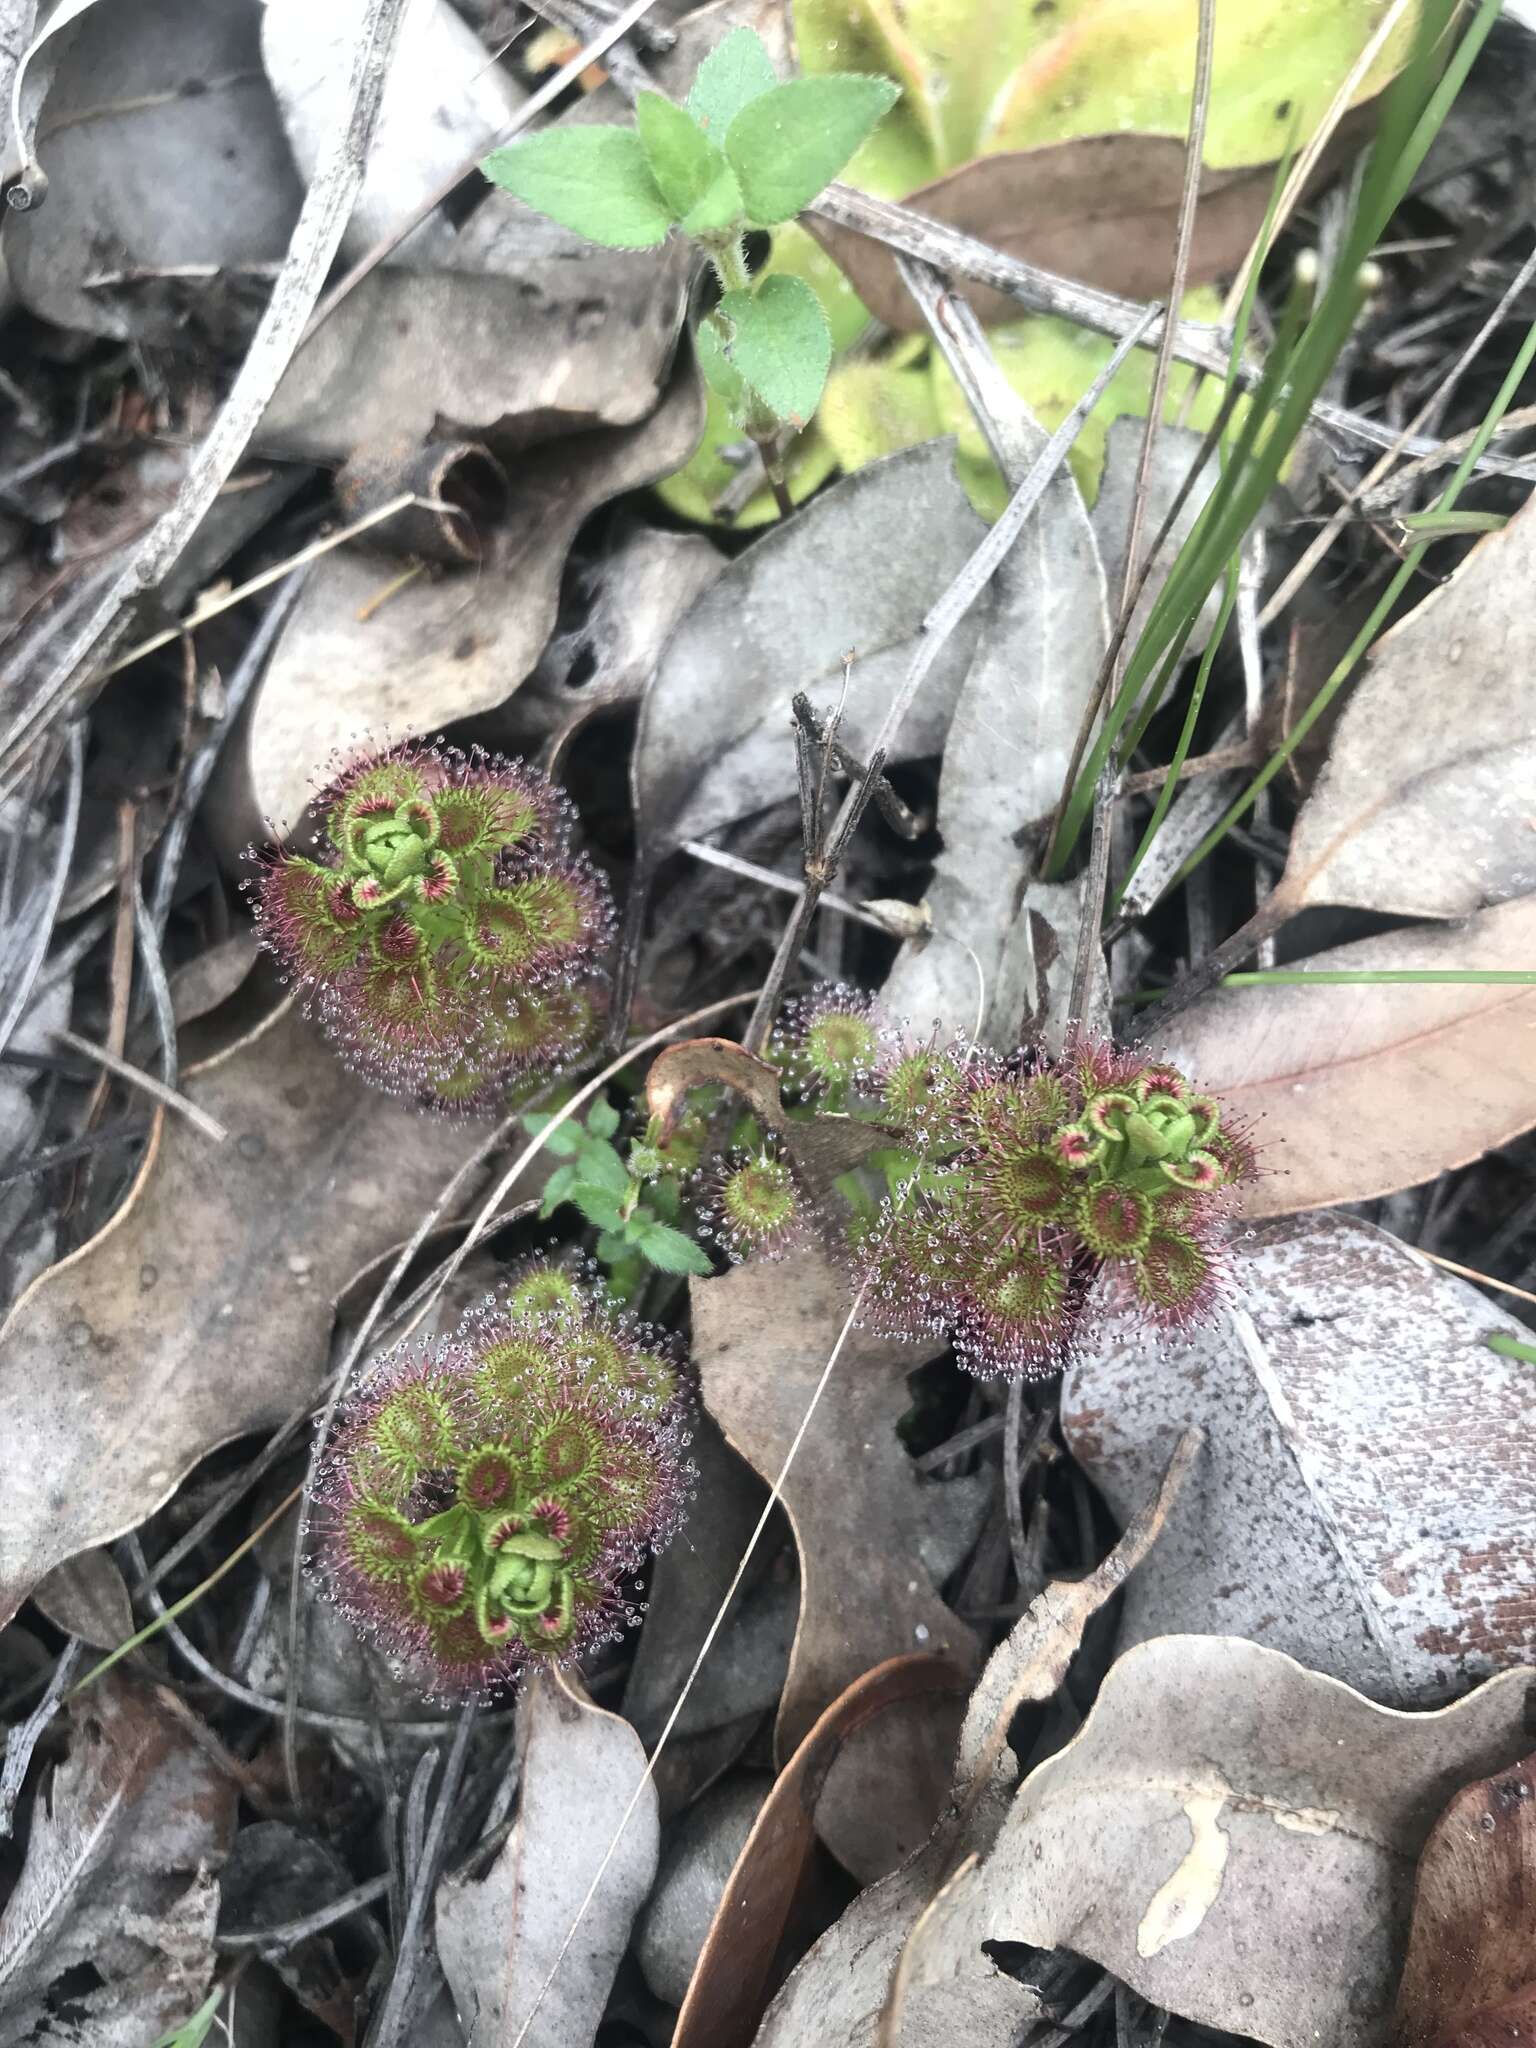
(53, 1026, 227, 1143)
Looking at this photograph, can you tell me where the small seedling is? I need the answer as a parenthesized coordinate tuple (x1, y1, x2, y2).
(313, 1266, 691, 1696)
(250, 740, 613, 1109)
(482, 28, 899, 507)
(523, 1095, 712, 1297)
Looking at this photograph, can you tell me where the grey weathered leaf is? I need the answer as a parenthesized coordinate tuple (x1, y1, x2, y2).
(217, 362, 704, 845)
(30, 1548, 132, 1652)
(435, 1673, 658, 2047)
(636, 1774, 768, 2007)
(1091, 415, 1224, 663)
(1063, 1211, 1536, 1706)
(261, 0, 526, 260)
(1279, 488, 1536, 920)
(1147, 894, 1536, 1215)
(634, 441, 991, 858)
(0, 1675, 235, 2047)
(0, 1000, 477, 1629)
(919, 1639, 1533, 2048)
(5, 0, 303, 340)
(881, 403, 1107, 1046)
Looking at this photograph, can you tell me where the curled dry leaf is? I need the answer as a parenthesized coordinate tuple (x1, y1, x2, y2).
(919, 1638, 1534, 2048)
(1394, 1748, 1536, 2048)
(1148, 894, 1536, 1215)
(633, 441, 990, 860)
(214, 359, 705, 846)
(0, 1675, 236, 2046)
(752, 1431, 1195, 2048)
(646, 1036, 895, 1188)
(435, 1670, 659, 2048)
(0, 1000, 476, 1630)
(690, 1249, 981, 1882)
(1277, 487, 1536, 922)
(672, 1656, 969, 2048)
(810, 136, 1286, 331)
(1063, 1212, 1536, 1707)
(881, 395, 1106, 1046)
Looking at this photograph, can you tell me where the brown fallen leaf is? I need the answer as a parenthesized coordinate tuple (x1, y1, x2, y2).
(918, 1638, 1534, 2048)
(646, 1037, 895, 1187)
(690, 1249, 980, 1881)
(0, 1674, 236, 2045)
(1147, 894, 1536, 1215)
(1064, 1212, 1536, 1708)
(752, 1432, 1196, 2048)
(1394, 1748, 1536, 2048)
(808, 135, 1278, 329)
(672, 1654, 969, 2048)
(209, 358, 705, 848)
(0, 1000, 477, 1629)
(1272, 490, 1536, 922)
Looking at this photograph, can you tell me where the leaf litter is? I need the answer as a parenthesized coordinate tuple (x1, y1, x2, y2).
(3, 4, 1536, 2047)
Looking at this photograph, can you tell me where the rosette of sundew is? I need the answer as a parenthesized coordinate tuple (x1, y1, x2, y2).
(251, 740, 613, 1108)
(313, 1268, 691, 1696)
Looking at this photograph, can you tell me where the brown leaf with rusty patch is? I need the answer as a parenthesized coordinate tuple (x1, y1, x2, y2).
(690, 1249, 981, 1882)
(646, 1036, 894, 1186)
(808, 135, 1300, 330)
(0, 1674, 236, 2044)
(1148, 895, 1536, 1216)
(1394, 1749, 1536, 2048)
(673, 1653, 967, 2048)
(0, 1000, 477, 1628)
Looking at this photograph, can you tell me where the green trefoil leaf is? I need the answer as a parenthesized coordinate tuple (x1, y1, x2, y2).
(634, 90, 729, 219)
(686, 26, 779, 137)
(482, 125, 677, 248)
(717, 275, 832, 427)
(724, 75, 901, 226)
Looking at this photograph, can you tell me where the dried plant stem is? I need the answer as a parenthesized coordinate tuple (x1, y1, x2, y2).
(54, 1026, 228, 1143)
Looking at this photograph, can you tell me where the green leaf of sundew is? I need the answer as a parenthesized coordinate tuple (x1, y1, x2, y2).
(793, 0, 945, 190)
(635, 90, 729, 218)
(495, 1531, 566, 1561)
(717, 276, 833, 426)
(636, 1221, 714, 1275)
(725, 75, 902, 225)
(482, 126, 676, 248)
(687, 25, 779, 136)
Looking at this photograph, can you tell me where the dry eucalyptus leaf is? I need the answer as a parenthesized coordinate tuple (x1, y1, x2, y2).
(0, 1674, 236, 2047)
(1280, 491, 1536, 921)
(753, 1443, 1191, 2048)
(168, 930, 262, 1028)
(218, 361, 704, 846)
(634, 440, 990, 859)
(261, 0, 526, 261)
(809, 136, 1284, 331)
(690, 1249, 981, 1881)
(1148, 894, 1536, 1215)
(672, 1657, 970, 2048)
(435, 1672, 659, 2047)
(5, 0, 303, 340)
(923, 1638, 1535, 2048)
(647, 1036, 895, 1188)
(1393, 1747, 1536, 2048)
(637, 1772, 769, 2009)
(1063, 1212, 1536, 1707)
(30, 1548, 132, 1652)
(882, 398, 1106, 1047)
(218, 1820, 371, 2039)
(0, 1000, 475, 1629)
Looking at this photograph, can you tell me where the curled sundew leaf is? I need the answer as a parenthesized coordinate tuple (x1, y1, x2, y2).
(0, 1000, 478, 1630)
